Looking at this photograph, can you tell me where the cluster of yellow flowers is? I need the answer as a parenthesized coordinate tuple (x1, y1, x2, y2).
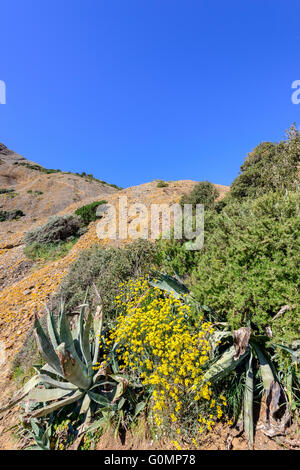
(106, 277, 226, 444)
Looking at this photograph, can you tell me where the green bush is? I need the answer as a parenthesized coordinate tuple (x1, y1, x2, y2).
(75, 200, 107, 225)
(156, 180, 169, 188)
(190, 191, 300, 345)
(180, 181, 219, 210)
(0, 209, 25, 222)
(24, 215, 84, 245)
(0, 188, 15, 194)
(27, 190, 43, 195)
(58, 239, 159, 317)
(231, 125, 300, 200)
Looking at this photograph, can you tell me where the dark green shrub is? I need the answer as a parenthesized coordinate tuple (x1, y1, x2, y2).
(190, 191, 300, 345)
(180, 181, 219, 210)
(0, 209, 25, 222)
(58, 239, 159, 316)
(75, 200, 107, 225)
(24, 215, 84, 245)
(27, 190, 43, 195)
(231, 125, 300, 200)
(0, 188, 15, 194)
(156, 180, 169, 188)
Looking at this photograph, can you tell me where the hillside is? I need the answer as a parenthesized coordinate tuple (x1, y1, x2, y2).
(0, 132, 298, 451)
(0, 144, 230, 449)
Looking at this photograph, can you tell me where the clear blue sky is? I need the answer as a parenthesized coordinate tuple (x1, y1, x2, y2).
(1, 0, 300, 188)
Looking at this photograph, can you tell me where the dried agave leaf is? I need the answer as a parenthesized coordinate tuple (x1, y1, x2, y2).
(233, 327, 251, 360)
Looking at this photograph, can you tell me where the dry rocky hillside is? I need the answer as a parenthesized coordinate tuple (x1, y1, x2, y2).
(0, 142, 229, 449)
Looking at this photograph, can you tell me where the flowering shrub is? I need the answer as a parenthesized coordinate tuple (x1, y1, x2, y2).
(105, 278, 226, 447)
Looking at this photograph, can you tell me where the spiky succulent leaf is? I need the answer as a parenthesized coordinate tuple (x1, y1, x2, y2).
(203, 346, 249, 383)
(58, 311, 86, 369)
(252, 343, 274, 392)
(28, 388, 72, 403)
(46, 308, 60, 349)
(88, 391, 110, 406)
(26, 390, 84, 419)
(149, 272, 189, 299)
(244, 353, 254, 449)
(93, 304, 103, 365)
(56, 343, 91, 390)
(34, 315, 62, 375)
(80, 309, 93, 372)
(0, 375, 42, 413)
(34, 374, 77, 391)
(41, 363, 64, 379)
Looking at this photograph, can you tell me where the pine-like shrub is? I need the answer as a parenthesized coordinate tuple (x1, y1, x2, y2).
(75, 200, 107, 225)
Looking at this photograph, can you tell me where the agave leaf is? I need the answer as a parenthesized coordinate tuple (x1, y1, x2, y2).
(111, 378, 128, 404)
(0, 375, 42, 413)
(244, 353, 254, 449)
(46, 308, 60, 350)
(78, 288, 89, 337)
(134, 401, 147, 418)
(88, 391, 110, 406)
(252, 343, 274, 392)
(28, 387, 72, 403)
(59, 311, 86, 368)
(203, 346, 249, 383)
(30, 419, 42, 439)
(253, 344, 291, 435)
(209, 330, 232, 353)
(56, 343, 91, 390)
(93, 304, 104, 365)
(90, 380, 115, 391)
(79, 393, 91, 416)
(37, 374, 77, 391)
(149, 272, 189, 299)
(41, 363, 65, 379)
(80, 309, 93, 372)
(27, 390, 84, 419)
(34, 314, 62, 375)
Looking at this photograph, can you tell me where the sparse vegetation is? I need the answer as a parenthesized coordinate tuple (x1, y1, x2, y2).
(24, 239, 79, 261)
(13, 161, 123, 189)
(0, 209, 25, 222)
(0, 188, 15, 194)
(27, 190, 43, 195)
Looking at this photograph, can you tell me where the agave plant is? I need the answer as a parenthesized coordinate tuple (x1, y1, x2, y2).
(151, 272, 293, 449)
(0, 294, 128, 431)
(204, 327, 292, 448)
